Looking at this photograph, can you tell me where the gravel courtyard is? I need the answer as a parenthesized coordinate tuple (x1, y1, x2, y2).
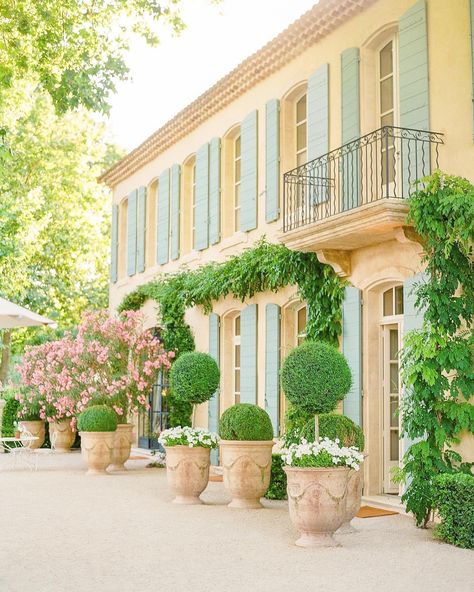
(0, 451, 471, 592)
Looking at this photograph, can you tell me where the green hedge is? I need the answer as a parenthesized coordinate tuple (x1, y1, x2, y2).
(77, 405, 118, 432)
(433, 473, 474, 549)
(280, 341, 352, 415)
(264, 454, 287, 500)
(302, 413, 365, 450)
(219, 404, 274, 441)
(1, 395, 20, 451)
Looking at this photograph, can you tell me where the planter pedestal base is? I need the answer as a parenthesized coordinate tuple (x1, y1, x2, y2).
(228, 498, 263, 509)
(296, 533, 341, 548)
(337, 521, 358, 535)
(172, 495, 203, 505)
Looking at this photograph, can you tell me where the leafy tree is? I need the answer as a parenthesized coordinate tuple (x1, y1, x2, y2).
(0, 81, 124, 381)
(0, 0, 186, 114)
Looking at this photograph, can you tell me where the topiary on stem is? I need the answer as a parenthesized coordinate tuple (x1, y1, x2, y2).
(169, 351, 220, 426)
(280, 340, 352, 439)
(219, 403, 274, 441)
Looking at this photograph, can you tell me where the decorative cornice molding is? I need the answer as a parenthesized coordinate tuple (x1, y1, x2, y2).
(100, 0, 376, 187)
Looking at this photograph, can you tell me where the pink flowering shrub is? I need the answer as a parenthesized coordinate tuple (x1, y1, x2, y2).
(18, 310, 173, 424)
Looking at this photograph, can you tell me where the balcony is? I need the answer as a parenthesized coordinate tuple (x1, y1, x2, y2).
(280, 126, 444, 263)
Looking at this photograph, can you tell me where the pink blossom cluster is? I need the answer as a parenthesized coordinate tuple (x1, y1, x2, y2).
(17, 310, 173, 423)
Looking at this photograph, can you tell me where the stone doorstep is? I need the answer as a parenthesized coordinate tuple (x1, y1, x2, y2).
(362, 494, 408, 516)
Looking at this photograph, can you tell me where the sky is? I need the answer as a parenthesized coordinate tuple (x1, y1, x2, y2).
(107, 0, 318, 152)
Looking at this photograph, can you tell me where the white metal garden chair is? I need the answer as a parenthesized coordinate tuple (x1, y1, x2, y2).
(8, 426, 39, 470)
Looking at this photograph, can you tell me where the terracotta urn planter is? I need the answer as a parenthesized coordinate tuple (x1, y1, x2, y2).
(164, 445, 211, 504)
(80, 431, 116, 475)
(284, 466, 350, 547)
(49, 420, 75, 453)
(337, 467, 364, 534)
(220, 440, 274, 509)
(110, 423, 134, 471)
(18, 420, 45, 449)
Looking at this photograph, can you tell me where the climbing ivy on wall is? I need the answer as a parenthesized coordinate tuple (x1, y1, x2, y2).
(119, 239, 345, 354)
(399, 171, 474, 527)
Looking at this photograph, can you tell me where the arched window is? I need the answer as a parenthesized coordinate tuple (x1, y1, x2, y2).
(118, 197, 128, 278)
(233, 135, 241, 232)
(382, 285, 403, 317)
(296, 305, 307, 345)
(296, 93, 308, 167)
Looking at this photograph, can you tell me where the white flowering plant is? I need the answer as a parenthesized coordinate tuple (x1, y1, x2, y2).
(282, 437, 363, 470)
(158, 426, 219, 449)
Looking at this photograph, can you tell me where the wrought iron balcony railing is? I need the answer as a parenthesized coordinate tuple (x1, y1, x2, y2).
(282, 126, 444, 232)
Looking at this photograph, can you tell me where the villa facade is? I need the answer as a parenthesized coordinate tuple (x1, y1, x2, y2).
(101, 0, 474, 496)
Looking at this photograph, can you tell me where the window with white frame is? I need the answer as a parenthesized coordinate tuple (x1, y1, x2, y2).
(234, 135, 241, 231)
(191, 162, 196, 248)
(296, 94, 307, 167)
(233, 314, 241, 404)
(296, 305, 307, 346)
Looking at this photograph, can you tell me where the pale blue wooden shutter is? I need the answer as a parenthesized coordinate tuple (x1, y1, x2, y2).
(137, 186, 146, 273)
(341, 48, 360, 211)
(308, 63, 330, 204)
(265, 304, 280, 436)
(156, 169, 170, 265)
(127, 189, 137, 276)
(110, 204, 119, 283)
(399, 0, 430, 194)
(170, 164, 181, 261)
(471, 0, 474, 139)
(265, 99, 280, 222)
(240, 110, 258, 232)
(195, 143, 209, 251)
(342, 286, 362, 426)
(209, 138, 221, 245)
(240, 304, 257, 404)
(208, 313, 220, 464)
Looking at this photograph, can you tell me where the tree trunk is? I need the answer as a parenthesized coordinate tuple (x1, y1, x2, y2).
(0, 331, 12, 386)
(314, 414, 319, 441)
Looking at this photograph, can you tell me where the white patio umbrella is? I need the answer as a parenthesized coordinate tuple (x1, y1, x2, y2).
(0, 297, 57, 329)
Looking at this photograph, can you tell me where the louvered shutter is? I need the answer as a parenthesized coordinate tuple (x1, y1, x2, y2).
(399, 0, 430, 194)
(170, 164, 181, 261)
(240, 110, 258, 232)
(127, 189, 137, 276)
(110, 204, 119, 283)
(240, 304, 258, 404)
(307, 63, 330, 204)
(265, 99, 280, 222)
(341, 48, 360, 211)
(265, 304, 280, 436)
(156, 169, 170, 265)
(209, 138, 221, 245)
(195, 143, 209, 251)
(137, 186, 146, 273)
(208, 313, 220, 465)
(342, 286, 362, 426)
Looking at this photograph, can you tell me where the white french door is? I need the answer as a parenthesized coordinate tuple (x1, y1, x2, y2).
(381, 322, 402, 493)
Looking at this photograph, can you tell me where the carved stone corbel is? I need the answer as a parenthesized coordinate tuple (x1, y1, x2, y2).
(316, 249, 351, 278)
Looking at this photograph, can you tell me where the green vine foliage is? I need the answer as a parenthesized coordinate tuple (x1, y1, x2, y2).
(119, 239, 344, 351)
(399, 171, 474, 527)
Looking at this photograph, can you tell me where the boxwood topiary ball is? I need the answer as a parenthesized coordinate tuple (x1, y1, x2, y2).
(219, 403, 274, 441)
(77, 405, 118, 432)
(280, 340, 352, 415)
(170, 351, 220, 405)
(301, 413, 364, 451)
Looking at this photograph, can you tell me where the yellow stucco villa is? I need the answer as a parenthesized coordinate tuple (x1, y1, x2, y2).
(101, 0, 474, 498)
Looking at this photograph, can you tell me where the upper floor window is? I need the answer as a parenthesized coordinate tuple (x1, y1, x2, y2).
(234, 135, 241, 231)
(296, 94, 307, 167)
(191, 162, 197, 248)
(118, 197, 128, 278)
(383, 286, 403, 317)
(379, 40, 395, 128)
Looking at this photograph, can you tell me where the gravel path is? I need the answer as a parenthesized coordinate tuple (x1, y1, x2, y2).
(0, 451, 471, 592)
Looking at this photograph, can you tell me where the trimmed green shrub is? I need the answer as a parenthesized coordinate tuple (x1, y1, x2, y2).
(264, 454, 287, 500)
(282, 406, 313, 446)
(77, 405, 118, 432)
(280, 340, 351, 415)
(301, 413, 365, 451)
(170, 351, 220, 405)
(1, 392, 20, 450)
(433, 473, 474, 549)
(166, 392, 192, 428)
(219, 404, 274, 441)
